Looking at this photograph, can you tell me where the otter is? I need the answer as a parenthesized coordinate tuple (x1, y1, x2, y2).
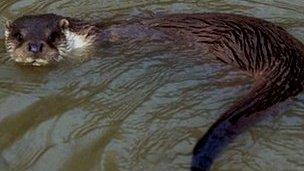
(4, 13, 304, 170)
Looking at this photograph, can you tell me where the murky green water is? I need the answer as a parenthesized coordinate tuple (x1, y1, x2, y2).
(0, 1, 304, 171)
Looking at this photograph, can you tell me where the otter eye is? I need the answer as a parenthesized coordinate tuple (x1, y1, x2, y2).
(12, 32, 23, 42)
(48, 32, 60, 42)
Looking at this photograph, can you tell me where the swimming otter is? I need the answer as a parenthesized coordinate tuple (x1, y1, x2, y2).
(4, 13, 304, 170)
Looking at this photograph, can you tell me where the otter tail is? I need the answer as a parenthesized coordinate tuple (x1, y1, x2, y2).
(191, 77, 300, 171)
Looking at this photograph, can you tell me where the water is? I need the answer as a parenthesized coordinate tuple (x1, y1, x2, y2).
(0, 1, 304, 171)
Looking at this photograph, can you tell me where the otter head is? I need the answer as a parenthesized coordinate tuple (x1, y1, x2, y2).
(4, 14, 70, 66)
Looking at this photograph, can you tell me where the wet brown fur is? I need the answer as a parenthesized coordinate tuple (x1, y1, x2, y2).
(143, 13, 304, 171)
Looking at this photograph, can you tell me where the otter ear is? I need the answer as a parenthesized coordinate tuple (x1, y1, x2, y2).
(5, 20, 12, 29)
(59, 19, 69, 29)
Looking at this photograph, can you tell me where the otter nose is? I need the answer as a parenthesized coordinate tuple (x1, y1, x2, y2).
(28, 42, 44, 53)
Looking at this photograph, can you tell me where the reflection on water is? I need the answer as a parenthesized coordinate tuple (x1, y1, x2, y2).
(0, 1, 304, 171)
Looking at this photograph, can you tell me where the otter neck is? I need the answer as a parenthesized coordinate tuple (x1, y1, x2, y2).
(61, 18, 104, 53)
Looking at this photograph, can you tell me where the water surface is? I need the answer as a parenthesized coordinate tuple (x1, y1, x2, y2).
(0, 1, 304, 171)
